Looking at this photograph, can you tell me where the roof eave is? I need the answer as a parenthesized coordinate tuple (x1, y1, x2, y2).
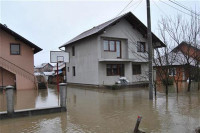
(59, 12, 166, 48)
(0, 23, 43, 54)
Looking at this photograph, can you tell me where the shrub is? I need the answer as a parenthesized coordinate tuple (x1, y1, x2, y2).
(111, 84, 119, 90)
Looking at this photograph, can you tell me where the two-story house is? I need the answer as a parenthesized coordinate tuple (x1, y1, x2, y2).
(59, 12, 165, 86)
(0, 23, 42, 90)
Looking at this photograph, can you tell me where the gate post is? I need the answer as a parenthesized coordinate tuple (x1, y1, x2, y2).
(6, 86, 14, 115)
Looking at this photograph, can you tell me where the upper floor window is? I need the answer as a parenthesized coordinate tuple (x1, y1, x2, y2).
(103, 40, 120, 52)
(10, 43, 20, 55)
(109, 41, 115, 51)
(104, 40, 109, 51)
(132, 64, 141, 75)
(72, 46, 75, 56)
(137, 42, 146, 52)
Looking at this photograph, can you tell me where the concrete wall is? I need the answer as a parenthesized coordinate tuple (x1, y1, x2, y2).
(97, 18, 149, 85)
(132, 63, 149, 82)
(65, 35, 99, 85)
(99, 19, 149, 62)
(100, 38, 128, 59)
(98, 62, 132, 85)
(98, 62, 148, 85)
(0, 68, 16, 87)
(0, 30, 35, 89)
(65, 18, 150, 85)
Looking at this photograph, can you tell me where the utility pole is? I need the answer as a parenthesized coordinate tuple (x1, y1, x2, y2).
(146, 0, 153, 100)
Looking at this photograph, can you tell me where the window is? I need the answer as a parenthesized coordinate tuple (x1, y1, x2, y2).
(109, 41, 115, 51)
(169, 68, 176, 76)
(73, 66, 75, 76)
(103, 40, 121, 52)
(104, 40, 109, 51)
(116, 41, 121, 58)
(72, 46, 75, 56)
(137, 42, 146, 52)
(106, 64, 124, 76)
(10, 44, 20, 55)
(68, 67, 69, 72)
(132, 64, 141, 75)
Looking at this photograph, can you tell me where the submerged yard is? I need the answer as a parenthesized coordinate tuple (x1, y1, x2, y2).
(0, 83, 199, 133)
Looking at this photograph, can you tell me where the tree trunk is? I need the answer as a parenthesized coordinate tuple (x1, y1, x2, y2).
(165, 77, 169, 95)
(165, 85, 168, 95)
(176, 82, 179, 93)
(154, 82, 157, 96)
(188, 78, 192, 92)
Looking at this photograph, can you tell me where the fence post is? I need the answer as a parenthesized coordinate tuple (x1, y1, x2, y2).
(134, 116, 144, 133)
(59, 83, 67, 111)
(6, 86, 14, 115)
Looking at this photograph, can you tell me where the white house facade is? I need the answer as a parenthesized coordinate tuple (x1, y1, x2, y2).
(59, 12, 165, 85)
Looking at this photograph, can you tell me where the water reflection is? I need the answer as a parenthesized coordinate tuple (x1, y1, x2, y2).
(35, 88, 59, 108)
(157, 81, 199, 93)
(0, 91, 6, 111)
(0, 88, 59, 112)
(0, 84, 199, 133)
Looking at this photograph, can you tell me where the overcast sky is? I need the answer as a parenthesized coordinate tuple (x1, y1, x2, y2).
(0, 0, 199, 66)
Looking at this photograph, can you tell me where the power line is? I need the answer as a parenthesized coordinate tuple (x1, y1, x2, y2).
(152, 0, 169, 18)
(168, 0, 200, 17)
(159, 0, 200, 20)
(126, 0, 143, 12)
(116, 0, 134, 17)
(132, 0, 143, 12)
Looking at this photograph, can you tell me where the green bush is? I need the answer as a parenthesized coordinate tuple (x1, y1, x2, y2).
(162, 78, 174, 85)
(111, 84, 119, 90)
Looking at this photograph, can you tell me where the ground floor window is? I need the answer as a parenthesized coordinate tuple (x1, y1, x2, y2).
(106, 64, 124, 76)
(72, 66, 75, 76)
(169, 67, 176, 76)
(132, 64, 141, 75)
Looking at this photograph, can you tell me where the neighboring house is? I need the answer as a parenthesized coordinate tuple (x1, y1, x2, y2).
(172, 42, 200, 61)
(47, 63, 66, 84)
(0, 23, 42, 90)
(59, 12, 165, 86)
(53, 62, 66, 75)
(34, 63, 53, 73)
(154, 42, 200, 82)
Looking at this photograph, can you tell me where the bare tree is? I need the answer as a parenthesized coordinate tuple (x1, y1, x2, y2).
(155, 11, 200, 93)
(154, 17, 179, 95)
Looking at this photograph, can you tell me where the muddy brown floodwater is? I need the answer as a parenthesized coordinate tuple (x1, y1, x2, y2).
(0, 83, 200, 133)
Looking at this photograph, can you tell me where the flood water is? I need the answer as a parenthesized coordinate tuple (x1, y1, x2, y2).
(0, 83, 200, 133)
